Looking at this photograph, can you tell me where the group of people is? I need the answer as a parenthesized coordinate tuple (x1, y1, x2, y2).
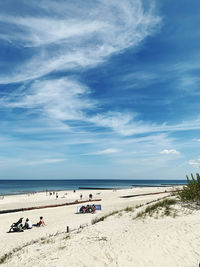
(15, 216, 46, 232)
(79, 204, 96, 213)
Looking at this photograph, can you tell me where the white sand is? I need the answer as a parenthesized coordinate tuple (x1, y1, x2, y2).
(1, 186, 199, 266)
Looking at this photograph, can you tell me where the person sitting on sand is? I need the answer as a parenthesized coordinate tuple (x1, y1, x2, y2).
(37, 216, 46, 227)
(80, 205, 85, 213)
(85, 205, 89, 213)
(24, 218, 32, 229)
(85, 205, 93, 213)
(16, 222, 23, 232)
(91, 204, 96, 213)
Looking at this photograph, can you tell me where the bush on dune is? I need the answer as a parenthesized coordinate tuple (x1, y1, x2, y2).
(178, 173, 200, 204)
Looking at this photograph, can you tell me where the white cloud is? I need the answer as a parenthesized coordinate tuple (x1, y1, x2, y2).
(188, 158, 200, 167)
(122, 71, 157, 89)
(0, 0, 161, 83)
(0, 16, 105, 47)
(2, 81, 200, 137)
(82, 148, 119, 156)
(1, 78, 94, 121)
(0, 156, 66, 167)
(160, 149, 180, 155)
(23, 158, 66, 166)
(193, 138, 200, 142)
(90, 113, 200, 136)
(89, 112, 135, 135)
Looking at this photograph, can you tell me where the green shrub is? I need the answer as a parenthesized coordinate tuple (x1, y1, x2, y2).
(178, 173, 200, 203)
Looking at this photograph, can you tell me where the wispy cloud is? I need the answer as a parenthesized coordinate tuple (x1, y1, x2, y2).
(23, 158, 66, 166)
(82, 148, 119, 156)
(193, 138, 200, 142)
(160, 149, 180, 155)
(188, 158, 200, 167)
(1, 78, 94, 121)
(0, 156, 66, 167)
(0, 0, 161, 83)
(121, 71, 158, 89)
(0, 0, 165, 141)
(90, 113, 200, 136)
(2, 80, 200, 137)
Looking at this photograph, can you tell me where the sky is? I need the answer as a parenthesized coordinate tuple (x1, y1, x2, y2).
(0, 0, 200, 180)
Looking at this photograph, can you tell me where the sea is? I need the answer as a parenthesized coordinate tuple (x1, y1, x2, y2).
(0, 179, 187, 196)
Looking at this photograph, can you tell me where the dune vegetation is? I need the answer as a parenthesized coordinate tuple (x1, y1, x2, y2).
(178, 173, 200, 204)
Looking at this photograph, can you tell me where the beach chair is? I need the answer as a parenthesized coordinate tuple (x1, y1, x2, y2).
(8, 217, 24, 232)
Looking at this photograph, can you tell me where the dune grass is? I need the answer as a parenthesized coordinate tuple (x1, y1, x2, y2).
(91, 197, 176, 224)
(63, 234, 70, 240)
(91, 205, 137, 224)
(124, 206, 135, 212)
(0, 252, 13, 264)
(92, 196, 179, 225)
(0, 232, 69, 264)
(135, 198, 177, 219)
(91, 210, 119, 224)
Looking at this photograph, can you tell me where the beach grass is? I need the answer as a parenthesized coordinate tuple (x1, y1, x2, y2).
(0, 252, 12, 264)
(124, 206, 135, 212)
(91, 197, 176, 224)
(135, 198, 177, 219)
(91, 210, 119, 224)
(0, 232, 68, 264)
(63, 234, 70, 240)
(91, 205, 137, 224)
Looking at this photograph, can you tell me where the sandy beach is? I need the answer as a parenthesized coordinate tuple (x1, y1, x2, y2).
(1, 186, 200, 266)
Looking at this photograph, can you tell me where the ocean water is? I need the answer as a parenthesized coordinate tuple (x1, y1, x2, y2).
(0, 179, 187, 196)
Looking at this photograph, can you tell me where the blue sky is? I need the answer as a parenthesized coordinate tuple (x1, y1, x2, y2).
(0, 0, 200, 179)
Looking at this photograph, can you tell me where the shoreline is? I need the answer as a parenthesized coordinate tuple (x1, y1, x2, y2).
(0, 184, 185, 197)
(0, 189, 70, 197)
(0, 179, 187, 197)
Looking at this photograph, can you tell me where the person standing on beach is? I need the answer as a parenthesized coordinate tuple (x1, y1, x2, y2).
(56, 193, 58, 200)
(80, 193, 83, 200)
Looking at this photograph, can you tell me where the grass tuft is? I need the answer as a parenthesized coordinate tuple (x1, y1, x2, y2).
(91, 210, 120, 225)
(135, 198, 177, 219)
(0, 252, 12, 264)
(124, 206, 134, 212)
(64, 234, 70, 240)
(59, 246, 66, 250)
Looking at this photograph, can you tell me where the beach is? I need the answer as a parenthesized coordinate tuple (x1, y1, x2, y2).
(1, 186, 200, 266)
